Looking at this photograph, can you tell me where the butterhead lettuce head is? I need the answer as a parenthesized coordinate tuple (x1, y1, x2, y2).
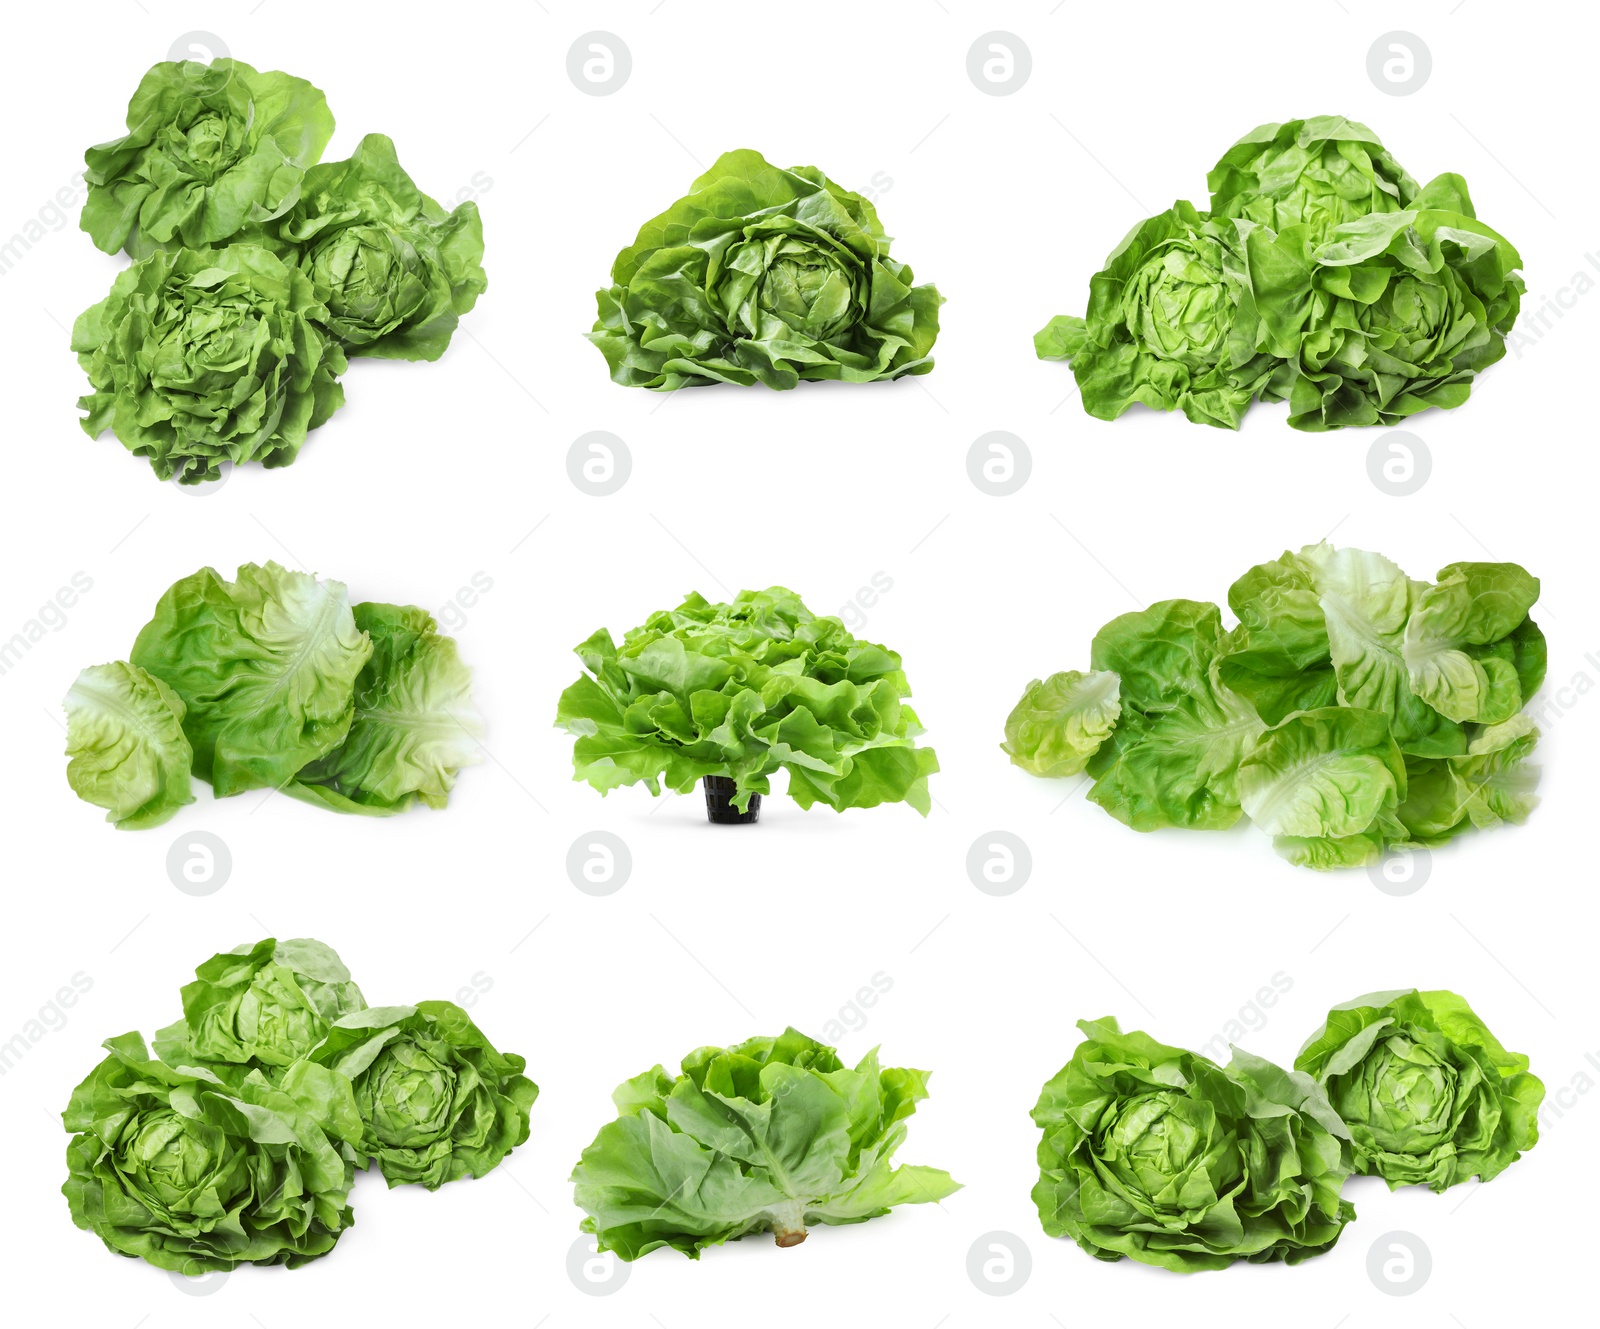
(1035, 202, 1279, 429)
(571, 1028, 958, 1259)
(270, 133, 487, 361)
(62, 1031, 359, 1271)
(1031, 1018, 1356, 1271)
(1295, 989, 1543, 1191)
(288, 1001, 537, 1190)
(1207, 115, 1418, 241)
(73, 245, 348, 483)
(81, 58, 334, 257)
(154, 937, 368, 1071)
(589, 149, 941, 389)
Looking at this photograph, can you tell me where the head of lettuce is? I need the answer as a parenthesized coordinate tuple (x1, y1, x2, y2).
(288, 1001, 538, 1190)
(1034, 201, 1281, 429)
(72, 244, 347, 483)
(154, 937, 368, 1072)
(588, 149, 941, 390)
(1031, 1018, 1356, 1271)
(1295, 989, 1543, 1191)
(269, 133, 487, 361)
(62, 1031, 358, 1271)
(80, 58, 334, 258)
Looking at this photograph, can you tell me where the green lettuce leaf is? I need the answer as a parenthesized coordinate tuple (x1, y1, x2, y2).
(1217, 550, 1337, 724)
(1295, 989, 1543, 1190)
(1297, 542, 1464, 756)
(63, 661, 193, 829)
(129, 563, 372, 797)
(1403, 562, 1540, 723)
(1000, 670, 1121, 777)
(1239, 707, 1407, 868)
(288, 603, 483, 815)
(1031, 1017, 1355, 1272)
(81, 58, 334, 257)
(1084, 601, 1266, 829)
(555, 588, 938, 815)
(1397, 716, 1541, 843)
(572, 1028, 957, 1259)
(589, 149, 941, 389)
(288, 1001, 536, 1189)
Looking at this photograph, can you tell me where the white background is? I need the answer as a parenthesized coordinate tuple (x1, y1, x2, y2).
(1, 1, 1595, 1324)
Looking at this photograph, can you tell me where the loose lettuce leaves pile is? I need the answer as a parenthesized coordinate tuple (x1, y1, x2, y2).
(1031, 1018, 1356, 1271)
(571, 1028, 958, 1259)
(1296, 989, 1543, 1191)
(1037, 116, 1523, 429)
(589, 149, 941, 389)
(1001, 543, 1544, 867)
(63, 563, 482, 826)
(76, 58, 485, 480)
(556, 587, 939, 816)
(64, 937, 538, 1273)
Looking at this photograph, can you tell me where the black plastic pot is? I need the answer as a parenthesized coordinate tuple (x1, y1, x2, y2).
(703, 775, 760, 825)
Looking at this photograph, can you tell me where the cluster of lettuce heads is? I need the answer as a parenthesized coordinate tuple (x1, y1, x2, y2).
(64, 562, 482, 828)
(63, 938, 537, 1272)
(557, 588, 939, 817)
(1003, 543, 1543, 868)
(572, 1027, 958, 1259)
(1037, 116, 1524, 429)
(590, 149, 941, 389)
(73, 58, 486, 482)
(1034, 990, 1542, 1272)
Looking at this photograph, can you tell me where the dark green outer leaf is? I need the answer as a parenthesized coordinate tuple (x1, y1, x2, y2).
(129, 563, 372, 797)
